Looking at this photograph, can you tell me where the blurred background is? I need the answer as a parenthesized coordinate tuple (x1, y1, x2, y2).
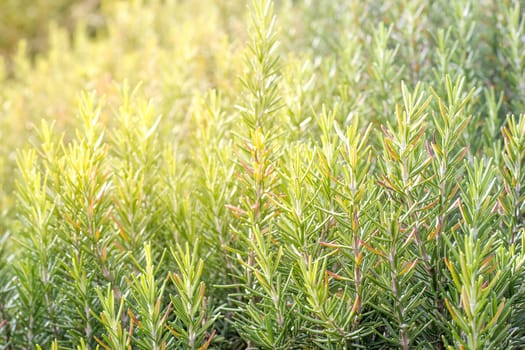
(0, 0, 104, 57)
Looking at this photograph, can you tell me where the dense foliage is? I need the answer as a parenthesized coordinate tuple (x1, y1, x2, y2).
(1, 0, 525, 349)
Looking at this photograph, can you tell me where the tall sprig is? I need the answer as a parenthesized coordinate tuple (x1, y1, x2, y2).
(228, 0, 291, 348)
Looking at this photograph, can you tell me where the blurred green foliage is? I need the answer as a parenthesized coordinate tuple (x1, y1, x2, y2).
(0, 0, 103, 57)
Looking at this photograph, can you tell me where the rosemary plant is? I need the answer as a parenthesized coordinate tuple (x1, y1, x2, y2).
(0, 0, 524, 349)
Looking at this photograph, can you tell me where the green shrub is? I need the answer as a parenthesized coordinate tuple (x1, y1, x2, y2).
(1, 0, 525, 349)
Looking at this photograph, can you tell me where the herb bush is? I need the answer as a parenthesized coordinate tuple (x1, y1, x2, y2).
(0, 0, 524, 349)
